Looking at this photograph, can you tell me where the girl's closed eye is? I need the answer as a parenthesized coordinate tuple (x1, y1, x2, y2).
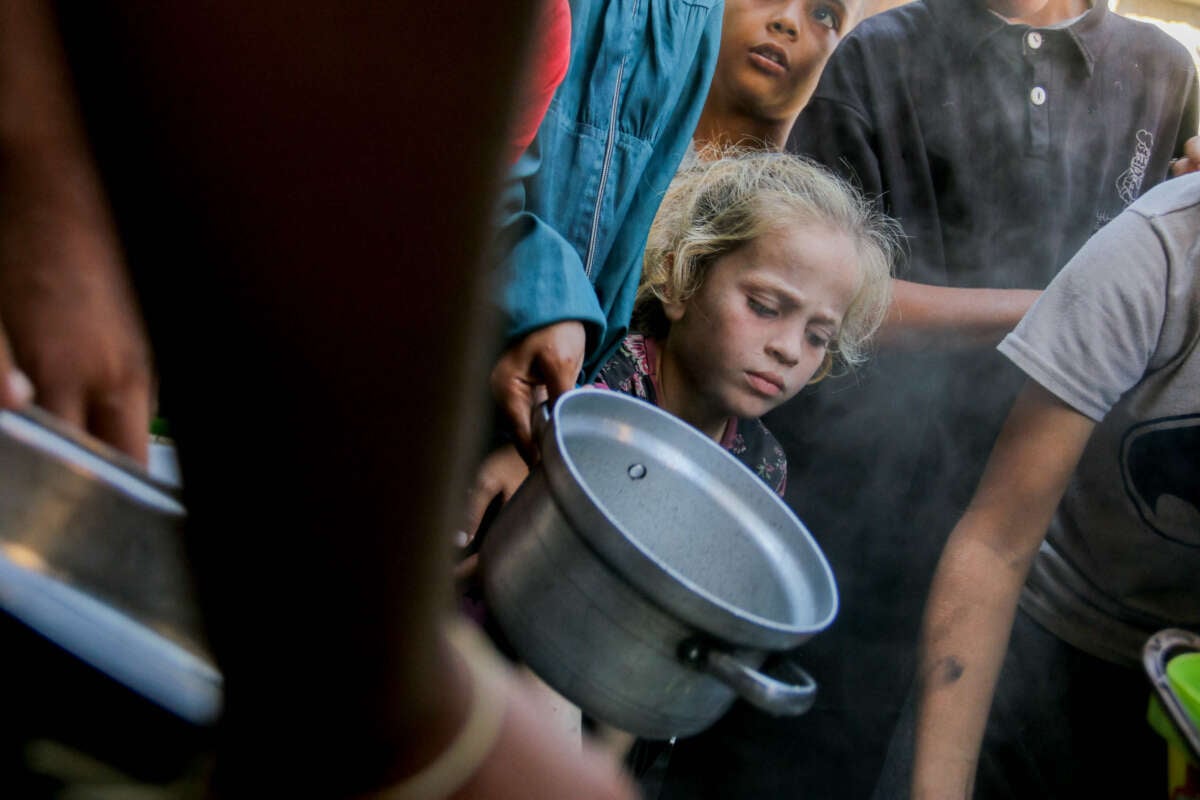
(807, 329, 832, 349)
(747, 296, 778, 317)
(812, 4, 841, 32)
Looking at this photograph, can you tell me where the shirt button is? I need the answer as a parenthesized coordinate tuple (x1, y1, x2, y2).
(1027, 30, 1043, 49)
(1030, 86, 1047, 106)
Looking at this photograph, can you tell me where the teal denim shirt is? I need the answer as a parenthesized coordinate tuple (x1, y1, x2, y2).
(494, 0, 722, 380)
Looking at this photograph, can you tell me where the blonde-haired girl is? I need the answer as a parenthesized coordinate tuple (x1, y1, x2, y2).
(465, 149, 897, 535)
(458, 148, 898, 763)
(596, 148, 897, 494)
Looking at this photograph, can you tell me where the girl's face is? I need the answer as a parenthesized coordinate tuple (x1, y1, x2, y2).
(661, 222, 861, 436)
(711, 0, 858, 122)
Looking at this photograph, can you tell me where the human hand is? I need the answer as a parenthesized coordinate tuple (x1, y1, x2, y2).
(454, 445, 530, 586)
(0, 204, 153, 463)
(1171, 135, 1200, 177)
(0, 0, 154, 464)
(461, 445, 529, 548)
(489, 320, 585, 460)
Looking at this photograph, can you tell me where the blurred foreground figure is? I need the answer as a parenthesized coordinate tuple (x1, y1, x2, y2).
(21, 1, 635, 797)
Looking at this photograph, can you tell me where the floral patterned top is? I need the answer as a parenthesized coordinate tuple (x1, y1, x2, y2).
(592, 334, 788, 496)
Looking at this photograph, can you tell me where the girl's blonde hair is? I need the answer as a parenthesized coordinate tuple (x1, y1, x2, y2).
(633, 147, 898, 379)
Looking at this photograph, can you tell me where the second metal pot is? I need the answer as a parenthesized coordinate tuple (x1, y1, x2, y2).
(0, 406, 220, 727)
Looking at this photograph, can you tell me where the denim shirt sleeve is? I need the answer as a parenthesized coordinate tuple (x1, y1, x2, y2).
(491, 0, 722, 370)
(493, 140, 606, 354)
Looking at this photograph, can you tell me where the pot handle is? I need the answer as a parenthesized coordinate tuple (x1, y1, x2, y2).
(680, 640, 817, 717)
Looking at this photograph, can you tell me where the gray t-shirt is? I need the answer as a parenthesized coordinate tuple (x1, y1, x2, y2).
(998, 174, 1200, 667)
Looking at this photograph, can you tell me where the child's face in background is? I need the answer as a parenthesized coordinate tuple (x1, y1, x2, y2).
(663, 222, 861, 428)
(710, 0, 858, 122)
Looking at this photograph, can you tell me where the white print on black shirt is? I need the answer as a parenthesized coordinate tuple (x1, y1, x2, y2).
(1116, 129, 1154, 205)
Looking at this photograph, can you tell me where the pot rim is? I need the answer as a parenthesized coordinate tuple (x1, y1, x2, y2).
(541, 388, 838, 650)
(0, 406, 183, 514)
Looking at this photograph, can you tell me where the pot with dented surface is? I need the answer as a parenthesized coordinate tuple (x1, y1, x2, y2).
(480, 388, 838, 739)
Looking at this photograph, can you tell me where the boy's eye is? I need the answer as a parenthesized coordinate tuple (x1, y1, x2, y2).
(747, 297, 777, 317)
(812, 5, 840, 31)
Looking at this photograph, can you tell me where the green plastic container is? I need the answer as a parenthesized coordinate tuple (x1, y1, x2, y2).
(1169, 653, 1200, 728)
(1147, 650, 1200, 798)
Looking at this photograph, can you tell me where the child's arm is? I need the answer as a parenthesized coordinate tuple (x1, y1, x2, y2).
(876, 280, 1041, 351)
(911, 382, 1094, 798)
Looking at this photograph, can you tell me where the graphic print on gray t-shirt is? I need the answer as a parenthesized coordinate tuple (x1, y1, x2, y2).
(998, 174, 1200, 666)
(1121, 414, 1200, 547)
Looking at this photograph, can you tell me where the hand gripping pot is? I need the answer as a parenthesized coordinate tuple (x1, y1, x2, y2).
(480, 388, 838, 739)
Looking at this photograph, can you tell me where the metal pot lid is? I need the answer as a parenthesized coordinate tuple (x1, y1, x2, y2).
(541, 389, 838, 650)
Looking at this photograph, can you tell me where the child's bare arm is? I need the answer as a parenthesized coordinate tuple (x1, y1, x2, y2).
(876, 279, 1041, 351)
(911, 383, 1095, 797)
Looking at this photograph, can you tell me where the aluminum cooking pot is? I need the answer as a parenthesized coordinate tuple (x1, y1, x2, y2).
(0, 406, 221, 726)
(480, 388, 838, 739)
